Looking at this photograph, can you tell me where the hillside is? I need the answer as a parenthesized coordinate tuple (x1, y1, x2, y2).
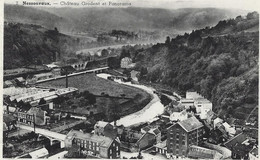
(3, 23, 81, 69)
(4, 4, 247, 34)
(130, 12, 259, 121)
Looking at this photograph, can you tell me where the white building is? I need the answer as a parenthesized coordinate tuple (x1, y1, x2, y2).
(169, 110, 188, 122)
(222, 122, 236, 136)
(120, 57, 133, 69)
(194, 98, 213, 119)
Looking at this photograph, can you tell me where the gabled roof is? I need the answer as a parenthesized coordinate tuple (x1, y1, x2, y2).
(141, 125, 151, 132)
(3, 114, 16, 124)
(95, 121, 110, 128)
(178, 116, 203, 132)
(250, 147, 258, 157)
(66, 130, 115, 148)
(224, 133, 248, 149)
(148, 128, 161, 136)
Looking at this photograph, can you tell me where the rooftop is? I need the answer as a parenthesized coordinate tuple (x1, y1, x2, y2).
(178, 116, 203, 132)
(66, 130, 114, 148)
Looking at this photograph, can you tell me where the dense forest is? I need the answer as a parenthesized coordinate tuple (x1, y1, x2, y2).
(127, 12, 259, 120)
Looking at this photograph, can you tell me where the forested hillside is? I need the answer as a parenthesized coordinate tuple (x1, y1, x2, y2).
(4, 23, 80, 69)
(5, 4, 246, 33)
(132, 12, 259, 120)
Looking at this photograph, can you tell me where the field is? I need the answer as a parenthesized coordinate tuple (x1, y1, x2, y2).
(38, 73, 151, 121)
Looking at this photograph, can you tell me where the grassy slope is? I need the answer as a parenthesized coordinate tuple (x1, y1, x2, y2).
(39, 73, 151, 120)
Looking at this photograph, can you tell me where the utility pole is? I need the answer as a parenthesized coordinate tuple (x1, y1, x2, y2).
(65, 69, 68, 88)
(33, 114, 36, 133)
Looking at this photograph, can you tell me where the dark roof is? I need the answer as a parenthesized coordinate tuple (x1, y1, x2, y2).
(3, 114, 16, 124)
(141, 126, 151, 132)
(150, 128, 161, 135)
(178, 116, 203, 132)
(250, 147, 258, 157)
(224, 133, 248, 150)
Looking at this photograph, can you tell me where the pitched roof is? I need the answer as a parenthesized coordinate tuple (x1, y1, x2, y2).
(188, 145, 221, 159)
(224, 133, 248, 149)
(3, 114, 16, 124)
(154, 140, 166, 149)
(178, 116, 203, 132)
(141, 126, 151, 132)
(66, 130, 114, 148)
(250, 147, 258, 157)
(95, 121, 109, 128)
(148, 128, 161, 135)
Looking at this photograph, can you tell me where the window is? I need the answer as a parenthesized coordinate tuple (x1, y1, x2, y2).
(110, 149, 112, 154)
(182, 141, 185, 145)
(116, 146, 119, 151)
(96, 146, 99, 151)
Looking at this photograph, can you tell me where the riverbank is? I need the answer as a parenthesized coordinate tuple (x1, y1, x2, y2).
(97, 73, 165, 127)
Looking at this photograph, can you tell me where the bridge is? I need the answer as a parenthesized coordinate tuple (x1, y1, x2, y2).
(36, 66, 109, 84)
(19, 124, 66, 148)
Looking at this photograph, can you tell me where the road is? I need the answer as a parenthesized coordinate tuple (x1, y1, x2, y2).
(19, 124, 66, 141)
(97, 73, 165, 127)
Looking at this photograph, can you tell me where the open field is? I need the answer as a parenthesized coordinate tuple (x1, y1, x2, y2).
(39, 73, 151, 121)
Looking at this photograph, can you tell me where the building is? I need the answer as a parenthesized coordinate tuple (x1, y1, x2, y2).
(179, 99, 194, 109)
(18, 106, 50, 126)
(224, 133, 255, 159)
(167, 116, 204, 158)
(249, 147, 258, 160)
(4, 80, 14, 88)
(94, 121, 117, 138)
(51, 68, 61, 77)
(187, 145, 223, 159)
(26, 72, 54, 84)
(154, 140, 167, 156)
(28, 147, 49, 158)
(64, 130, 120, 159)
(3, 114, 17, 143)
(169, 110, 188, 122)
(222, 122, 236, 137)
(136, 132, 156, 150)
(194, 98, 212, 119)
(213, 117, 224, 129)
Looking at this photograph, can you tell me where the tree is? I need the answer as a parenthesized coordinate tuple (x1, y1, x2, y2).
(165, 36, 171, 45)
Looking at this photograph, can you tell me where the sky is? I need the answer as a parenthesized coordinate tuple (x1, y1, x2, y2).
(3, 0, 260, 11)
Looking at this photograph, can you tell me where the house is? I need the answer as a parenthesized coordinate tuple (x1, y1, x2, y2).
(141, 125, 151, 134)
(64, 130, 120, 159)
(186, 91, 203, 99)
(3, 114, 17, 131)
(3, 114, 17, 143)
(167, 116, 204, 158)
(135, 132, 156, 150)
(224, 133, 255, 159)
(18, 106, 50, 126)
(194, 98, 212, 119)
(187, 145, 223, 159)
(148, 128, 161, 144)
(15, 77, 26, 86)
(222, 122, 236, 136)
(154, 140, 167, 156)
(179, 99, 194, 109)
(4, 80, 14, 88)
(94, 121, 117, 138)
(169, 110, 188, 122)
(26, 72, 54, 84)
(28, 147, 49, 158)
(213, 117, 223, 129)
(249, 147, 258, 160)
(51, 68, 61, 77)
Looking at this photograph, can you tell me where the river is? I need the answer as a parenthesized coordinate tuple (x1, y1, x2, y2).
(96, 73, 164, 127)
